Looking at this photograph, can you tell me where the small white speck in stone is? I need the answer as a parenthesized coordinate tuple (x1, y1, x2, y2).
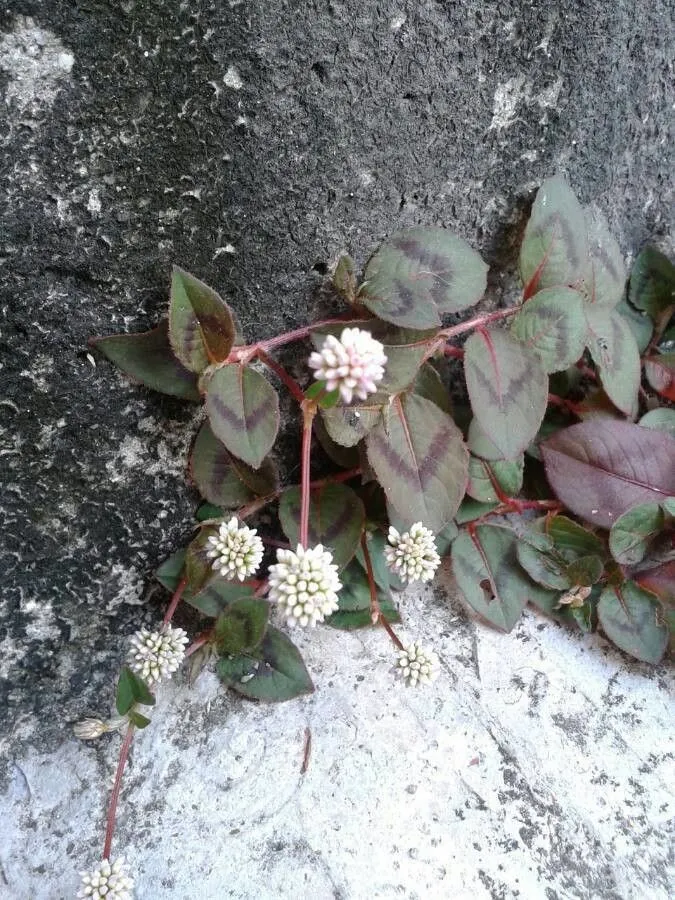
(224, 66, 243, 89)
(390, 13, 406, 31)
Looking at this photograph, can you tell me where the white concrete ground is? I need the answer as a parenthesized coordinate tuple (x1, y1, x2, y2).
(2, 566, 673, 899)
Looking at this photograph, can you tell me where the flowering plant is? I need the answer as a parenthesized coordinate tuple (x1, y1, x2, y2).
(78, 176, 675, 893)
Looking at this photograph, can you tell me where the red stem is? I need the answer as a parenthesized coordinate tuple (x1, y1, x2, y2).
(254, 312, 361, 353)
(185, 635, 209, 658)
(360, 533, 381, 624)
(103, 723, 135, 860)
(379, 615, 405, 651)
(256, 349, 305, 404)
(235, 468, 361, 522)
(440, 306, 519, 341)
(163, 577, 187, 626)
(299, 403, 316, 547)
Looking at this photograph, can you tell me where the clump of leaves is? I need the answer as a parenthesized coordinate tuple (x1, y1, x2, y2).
(81, 176, 674, 889)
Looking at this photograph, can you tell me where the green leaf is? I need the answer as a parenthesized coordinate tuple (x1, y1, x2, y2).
(91, 321, 200, 401)
(218, 626, 314, 702)
(156, 549, 187, 592)
(566, 554, 604, 586)
(313, 415, 361, 469)
(190, 421, 255, 508)
(516, 540, 572, 590)
(411, 363, 452, 414)
(464, 328, 548, 459)
(609, 503, 665, 566)
(128, 710, 152, 729)
(467, 453, 523, 503)
(452, 525, 536, 631)
(628, 246, 675, 319)
(359, 226, 488, 329)
(187, 581, 257, 618)
(455, 498, 498, 524)
(597, 582, 668, 663)
(278, 483, 365, 569)
(185, 526, 218, 593)
(639, 408, 675, 438)
(320, 402, 383, 448)
(615, 298, 653, 353)
(214, 599, 269, 655)
(644, 353, 675, 402)
(332, 253, 357, 302)
(664, 497, 675, 517)
(169, 267, 236, 372)
(539, 514, 604, 558)
(326, 556, 400, 630)
(116, 666, 155, 716)
(580, 206, 626, 308)
(195, 502, 224, 522)
(205, 364, 280, 468)
(510, 287, 587, 372)
(366, 393, 469, 533)
(584, 306, 640, 418)
(527, 586, 594, 632)
(520, 176, 588, 297)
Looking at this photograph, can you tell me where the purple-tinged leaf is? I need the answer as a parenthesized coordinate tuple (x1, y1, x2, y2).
(644, 353, 675, 402)
(313, 415, 361, 469)
(213, 598, 269, 655)
(639, 408, 675, 438)
(580, 206, 625, 308)
(609, 503, 665, 566)
(186, 525, 219, 593)
(169, 267, 237, 372)
(510, 287, 586, 372)
(467, 453, 523, 503)
(412, 363, 452, 414)
(218, 626, 314, 702)
(332, 253, 358, 303)
(320, 402, 383, 448)
(278, 483, 365, 569)
(597, 581, 668, 663)
(455, 498, 498, 524)
(584, 306, 640, 418)
(359, 226, 488, 329)
(519, 176, 588, 298)
(366, 393, 468, 533)
(634, 561, 675, 605)
(541, 420, 675, 528)
(91, 321, 200, 401)
(516, 540, 571, 591)
(190, 421, 255, 508)
(187, 581, 258, 618)
(452, 525, 537, 631)
(628, 246, 675, 319)
(543, 515, 605, 558)
(205, 364, 280, 468)
(566, 555, 604, 586)
(464, 328, 548, 459)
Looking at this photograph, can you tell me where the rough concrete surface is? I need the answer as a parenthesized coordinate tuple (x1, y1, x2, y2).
(0, 1, 673, 898)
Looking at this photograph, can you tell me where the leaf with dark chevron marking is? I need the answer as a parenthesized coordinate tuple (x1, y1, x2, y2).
(579, 206, 626, 308)
(520, 176, 588, 298)
(452, 525, 547, 632)
(320, 402, 383, 448)
(584, 306, 640, 417)
(358, 226, 487, 329)
(279, 484, 365, 569)
(91, 320, 200, 401)
(464, 328, 548, 459)
(510, 287, 587, 372)
(190, 421, 278, 507)
(597, 582, 668, 664)
(205, 364, 280, 468)
(365, 393, 468, 533)
(169, 267, 237, 373)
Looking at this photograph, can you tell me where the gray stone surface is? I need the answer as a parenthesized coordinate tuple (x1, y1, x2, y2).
(1, 1, 673, 898)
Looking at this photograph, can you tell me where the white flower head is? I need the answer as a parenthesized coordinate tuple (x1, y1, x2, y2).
(78, 856, 134, 899)
(384, 522, 440, 584)
(206, 517, 264, 581)
(396, 642, 440, 687)
(127, 624, 188, 686)
(268, 544, 341, 627)
(308, 327, 387, 404)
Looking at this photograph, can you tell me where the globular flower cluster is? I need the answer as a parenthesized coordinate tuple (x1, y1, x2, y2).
(206, 517, 264, 581)
(268, 544, 341, 627)
(78, 857, 134, 899)
(396, 642, 440, 687)
(127, 624, 189, 686)
(308, 327, 387, 404)
(384, 522, 441, 584)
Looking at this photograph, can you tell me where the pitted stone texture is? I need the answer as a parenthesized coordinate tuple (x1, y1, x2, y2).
(2, 579, 673, 898)
(1, 1, 673, 897)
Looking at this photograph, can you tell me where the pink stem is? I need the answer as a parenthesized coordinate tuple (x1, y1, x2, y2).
(440, 306, 519, 341)
(103, 724, 135, 860)
(256, 349, 305, 404)
(360, 533, 381, 624)
(299, 403, 316, 547)
(163, 577, 187, 626)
